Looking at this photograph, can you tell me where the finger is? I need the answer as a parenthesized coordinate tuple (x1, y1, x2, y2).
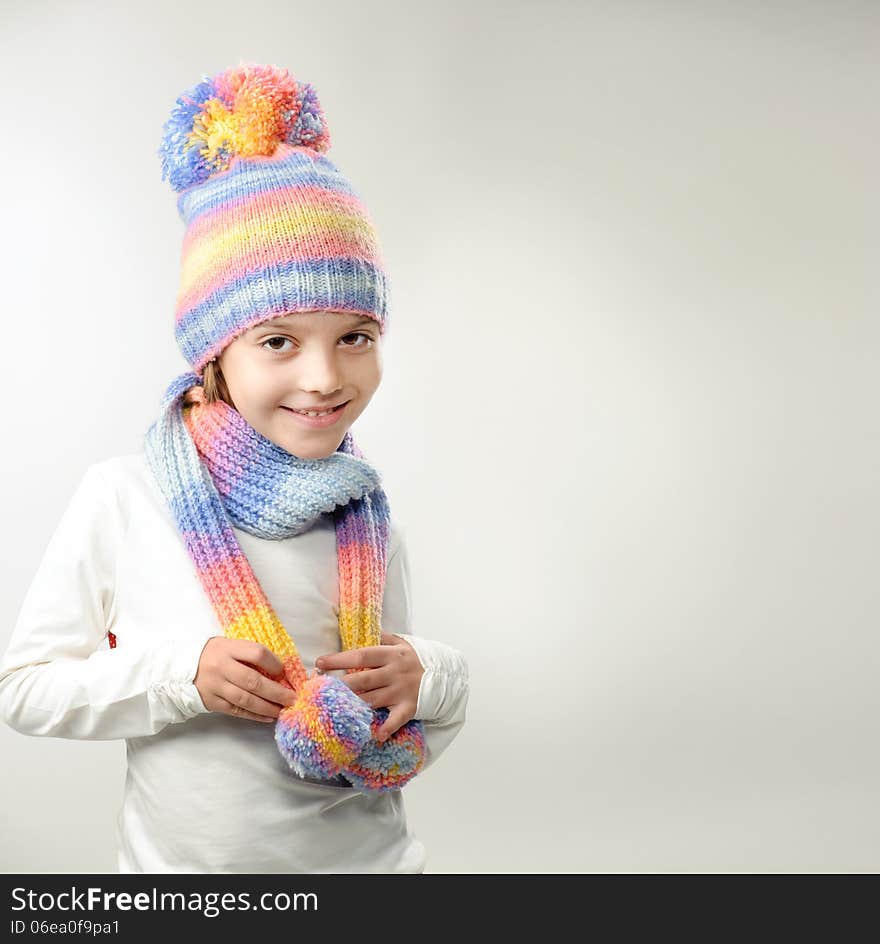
(380, 632, 404, 646)
(354, 685, 394, 709)
(229, 639, 284, 678)
(214, 695, 276, 724)
(386, 632, 416, 656)
(228, 661, 298, 710)
(220, 679, 288, 720)
(275, 681, 299, 707)
(343, 667, 389, 695)
(315, 647, 386, 672)
(375, 705, 411, 742)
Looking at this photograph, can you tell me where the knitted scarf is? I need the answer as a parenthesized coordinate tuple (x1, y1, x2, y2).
(143, 371, 425, 792)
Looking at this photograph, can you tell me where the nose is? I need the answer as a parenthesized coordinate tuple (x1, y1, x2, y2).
(295, 343, 344, 396)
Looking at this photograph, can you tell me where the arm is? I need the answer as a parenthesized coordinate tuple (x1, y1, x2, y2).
(382, 528, 469, 772)
(0, 464, 211, 741)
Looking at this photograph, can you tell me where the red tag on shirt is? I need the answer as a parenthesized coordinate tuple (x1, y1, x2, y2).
(107, 631, 117, 649)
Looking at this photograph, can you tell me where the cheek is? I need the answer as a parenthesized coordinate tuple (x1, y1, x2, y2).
(231, 381, 284, 418)
(237, 371, 285, 405)
(358, 353, 382, 390)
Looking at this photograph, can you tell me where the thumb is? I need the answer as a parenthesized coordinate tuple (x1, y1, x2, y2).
(375, 706, 408, 742)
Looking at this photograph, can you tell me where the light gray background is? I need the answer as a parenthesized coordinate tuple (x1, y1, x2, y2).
(1, 0, 877, 872)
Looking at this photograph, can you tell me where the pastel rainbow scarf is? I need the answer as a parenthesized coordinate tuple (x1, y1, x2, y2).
(143, 371, 425, 792)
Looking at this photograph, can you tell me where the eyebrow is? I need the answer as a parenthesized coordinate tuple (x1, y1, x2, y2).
(253, 315, 378, 335)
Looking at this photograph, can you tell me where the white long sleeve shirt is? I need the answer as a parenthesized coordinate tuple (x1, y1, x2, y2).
(0, 454, 469, 873)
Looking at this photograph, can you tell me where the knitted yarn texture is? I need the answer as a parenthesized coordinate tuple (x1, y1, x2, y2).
(145, 63, 424, 792)
(144, 372, 426, 791)
(158, 62, 390, 372)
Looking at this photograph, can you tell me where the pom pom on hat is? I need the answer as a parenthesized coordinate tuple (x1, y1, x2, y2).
(159, 62, 331, 193)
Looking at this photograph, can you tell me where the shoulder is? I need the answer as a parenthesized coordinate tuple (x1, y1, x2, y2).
(86, 452, 159, 498)
(56, 453, 145, 508)
(38, 455, 148, 556)
(81, 452, 163, 516)
(87, 452, 149, 485)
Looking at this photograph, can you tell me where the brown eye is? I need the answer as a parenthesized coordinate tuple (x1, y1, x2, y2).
(262, 337, 293, 352)
(340, 332, 373, 348)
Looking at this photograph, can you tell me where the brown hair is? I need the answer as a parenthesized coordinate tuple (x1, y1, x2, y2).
(200, 359, 234, 407)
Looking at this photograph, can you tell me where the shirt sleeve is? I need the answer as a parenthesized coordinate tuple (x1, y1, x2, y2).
(381, 525, 469, 773)
(0, 464, 213, 741)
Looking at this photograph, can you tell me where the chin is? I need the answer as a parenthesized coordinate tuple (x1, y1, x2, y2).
(297, 446, 338, 460)
(278, 434, 346, 460)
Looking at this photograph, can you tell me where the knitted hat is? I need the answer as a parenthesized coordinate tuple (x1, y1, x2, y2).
(158, 62, 389, 372)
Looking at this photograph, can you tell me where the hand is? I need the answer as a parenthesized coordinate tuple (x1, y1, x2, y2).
(315, 632, 424, 741)
(194, 637, 298, 723)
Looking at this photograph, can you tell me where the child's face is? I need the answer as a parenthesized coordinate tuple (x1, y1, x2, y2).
(216, 310, 383, 459)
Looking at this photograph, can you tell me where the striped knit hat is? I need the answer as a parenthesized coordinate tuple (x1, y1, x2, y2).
(158, 61, 390, 371)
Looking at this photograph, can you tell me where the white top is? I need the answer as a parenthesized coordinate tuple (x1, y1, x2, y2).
(0, 454, 469, 873)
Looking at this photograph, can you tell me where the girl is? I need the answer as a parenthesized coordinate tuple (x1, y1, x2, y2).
(0, 62, 469, 874)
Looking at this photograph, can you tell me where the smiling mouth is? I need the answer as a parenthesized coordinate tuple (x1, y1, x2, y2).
(282, 401, 350, 417)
